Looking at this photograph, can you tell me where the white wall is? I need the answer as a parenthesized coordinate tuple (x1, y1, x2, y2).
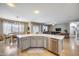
(53, 23, 70, 33)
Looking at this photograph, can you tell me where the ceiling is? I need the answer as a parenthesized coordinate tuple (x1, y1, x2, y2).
(0, 3, 79, 24)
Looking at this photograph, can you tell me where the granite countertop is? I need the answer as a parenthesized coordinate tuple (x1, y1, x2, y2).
(16, 34, 64, 40)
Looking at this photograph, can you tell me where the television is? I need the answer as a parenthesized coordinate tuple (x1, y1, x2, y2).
(55, 28, 61, 32)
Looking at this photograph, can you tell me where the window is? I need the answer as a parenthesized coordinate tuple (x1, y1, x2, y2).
(19, 23, 24, 33)
(43, 25, 48, 32)
(3, 22, 12, 35)
(3, 21, 24, 35)
(12, 22, 19, 33)
(32, 25, 40, 34)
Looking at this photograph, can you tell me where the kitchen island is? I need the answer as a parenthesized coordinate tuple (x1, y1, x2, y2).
(16, 34, 64, 56)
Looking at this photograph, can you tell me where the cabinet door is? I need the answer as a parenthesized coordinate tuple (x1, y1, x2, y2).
(44, 37, 48, 48)
(48, 38, 52, 50)
(37, 36, 44, 47)
(25, 37, 30, 48)
(30, 37, 37, 47)
(51, 39, 58, 53)
(22, 38, 30, 50)
(48, 38, 58, 54)
(18, 38, 23, 50)
(22, 38, 27, 49)
(21, 38, 25, 50)
(24, 39, 29, 49)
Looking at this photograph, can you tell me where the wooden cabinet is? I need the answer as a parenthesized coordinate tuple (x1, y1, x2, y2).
(51, 39, 58, 53)
(18, 38, 23, 50)
(48, 38, 58, 54)
(24, 37, 30, 49)
(21, 38, 27, 49)
(48, 38, 52, 50)
(19, 37, 30, 50)
(30, 36, 44, 47)
(37, 36, 44, 47)
(22, 38, 25, 49)
(30, 36, 37, 47)
(44, 37, 48, 48)
(18, 36, 60, 55)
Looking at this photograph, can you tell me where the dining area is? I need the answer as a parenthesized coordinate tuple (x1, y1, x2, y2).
(0, 33, 17, 56)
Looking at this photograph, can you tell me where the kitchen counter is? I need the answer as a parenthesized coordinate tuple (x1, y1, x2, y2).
(16, 34, 64, 56)
(17, 34, 64, 40)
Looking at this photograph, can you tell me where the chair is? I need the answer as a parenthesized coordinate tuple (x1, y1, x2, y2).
(0, 35, 3, 41)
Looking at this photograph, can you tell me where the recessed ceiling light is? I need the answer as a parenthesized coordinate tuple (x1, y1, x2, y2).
(52, 24, 55, 26)
(34, 10, 40, 14)
(6, 3, 15, 8)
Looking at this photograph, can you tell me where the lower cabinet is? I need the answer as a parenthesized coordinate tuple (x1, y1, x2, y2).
(21, 38, 30, 50)
(48, 38, 52, 51)
(44, 37, 48, 48)
(30, 36, 44, 48)
(25, 38, 30, 49)
(48, 38, 58, 54)
(22, 39, 25, 49)
(37, 37, 44, 47)
(30, 37, 37, 47)
(18, 36, 59, 54)
(51, 39, 58, 54)
(18, 38, 23, 50)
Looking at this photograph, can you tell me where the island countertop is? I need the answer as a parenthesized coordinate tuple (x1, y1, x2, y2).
(16, 34, 64, 40)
